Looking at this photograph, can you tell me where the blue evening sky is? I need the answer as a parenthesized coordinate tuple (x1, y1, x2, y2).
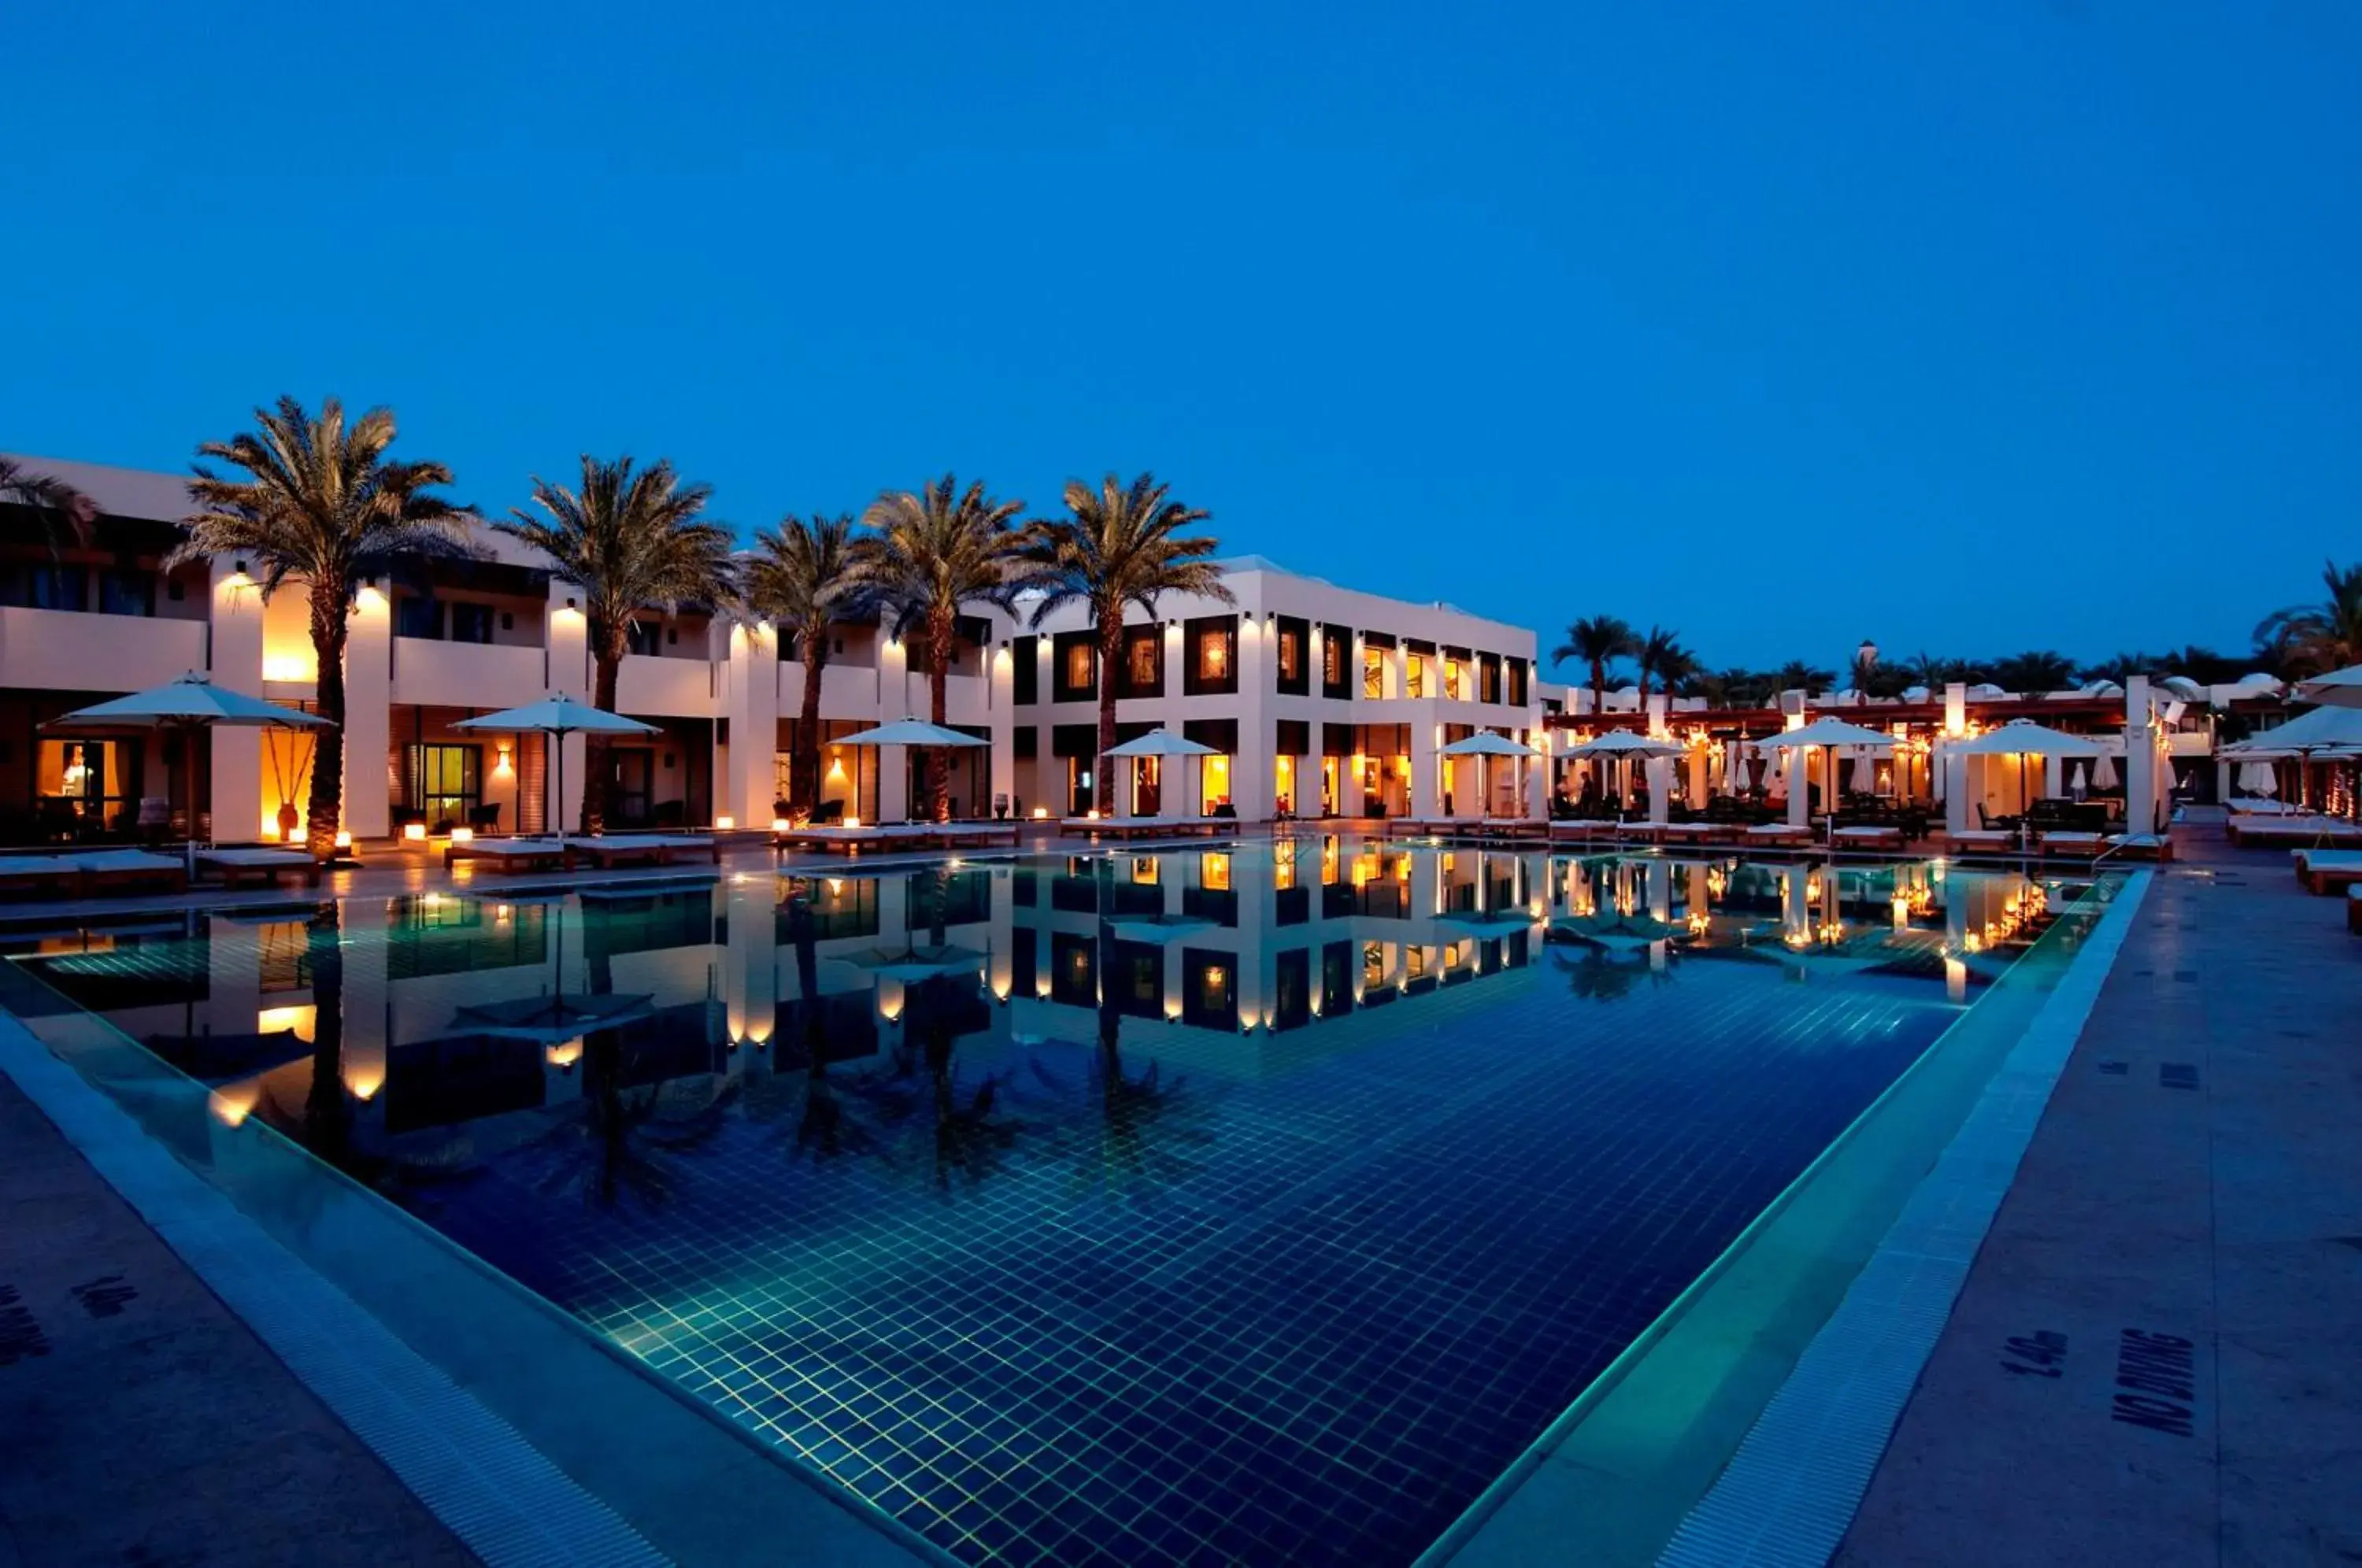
(5, 2, 2356, 675)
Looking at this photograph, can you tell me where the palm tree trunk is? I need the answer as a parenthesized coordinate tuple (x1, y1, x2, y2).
(585, 650, 620, 834)
(795, 630, 828, 813)
(1590, 657, 1606, 719)
(926, 608, 953, 823)
(1095, 613, 1123, 816)
(305, 585, 348, 860)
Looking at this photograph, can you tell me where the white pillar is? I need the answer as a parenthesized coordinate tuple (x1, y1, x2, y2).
(1786, 749, 1810, 827)
(208, 564, 265, 841)
(721, 621, 779, 828)
(1646, 756, 1672, 824)
(344, 582, 393, 840)
(1943, 746, 1970, 837)
(1686, 747, 1709, 810)
(2042, 753, 2064, 801)
(878, 745, 909, 823)
(547, 586, 590, 834)
(1943, 682, 1968, 736)
(2124, 675, 2159, 838)
(1410, 723, 1439, 821)
(990, 642, 1015, 819)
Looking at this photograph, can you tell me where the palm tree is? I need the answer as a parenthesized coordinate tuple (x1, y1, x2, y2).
(1552, 616, 1637, 715)
(498, 457, 737, 834)
(1774, 660, 1837, 695)
(177, 397, 475, 858)
(1988, 650, 2078, 694)
(2254, 560, 2362, 678)
(744, 513, 861, 816)
(1015, 474, 1231, 819)
(1635, 627, 1694, 697)
(854, 475, 1031, 822)
(0, 455, 96, 548)
(2077, 651, 2157, 685)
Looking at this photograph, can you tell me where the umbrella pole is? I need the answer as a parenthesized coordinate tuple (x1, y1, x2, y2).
(183, 721, 199, 878)
(554, 728, 565, 849)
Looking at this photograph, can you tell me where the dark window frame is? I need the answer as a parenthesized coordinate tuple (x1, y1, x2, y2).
(1183, 615, 1238, 697)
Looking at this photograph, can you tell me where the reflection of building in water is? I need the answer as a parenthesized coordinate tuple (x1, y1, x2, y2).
(13, 848, 2069, 1176)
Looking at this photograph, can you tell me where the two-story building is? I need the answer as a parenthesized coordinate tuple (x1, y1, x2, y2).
(998, 557, 1548, 824)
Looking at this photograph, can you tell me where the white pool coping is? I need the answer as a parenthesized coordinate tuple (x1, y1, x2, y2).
(0, 1011, 670, 1568)
(1655, 868, 2153, 1566)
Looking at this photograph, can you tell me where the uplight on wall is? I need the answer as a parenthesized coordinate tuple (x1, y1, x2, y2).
(715, 815, 736, 830)
(450, 827, 475, 845)
(403, 822, 427, 842)
(334, 829, 353, 851)
(494, 744, 513, 777)
(772, 816, 790, 833)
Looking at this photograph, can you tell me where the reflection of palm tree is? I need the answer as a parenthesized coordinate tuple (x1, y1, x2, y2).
(301, 904, 352, 1165)
(1016, 864, 1213, 1202)
(532, 898, 733, 1209)
(745, 877, 876, 1161)
(1550, 939, 1678, 1003)
(836, 972, 1016, 1196)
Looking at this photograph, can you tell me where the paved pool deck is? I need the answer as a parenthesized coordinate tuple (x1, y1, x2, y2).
(0, 1067, 476, 1567)
(1834, 823, 2362, 1566)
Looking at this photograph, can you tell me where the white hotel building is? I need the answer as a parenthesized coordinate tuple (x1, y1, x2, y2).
(0, 459, 1549, 843)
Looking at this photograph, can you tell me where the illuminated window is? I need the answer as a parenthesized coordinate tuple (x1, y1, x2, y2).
(1273, 843, 1298, 890)
(1406, 656, 1426, 698)
(1363, 941, 1385, 986)
(1201, 753, 1232, 806)
(1444, 658, 1464, 700)
(1131, 856, 1159, 885)
(1066, 641, 1096, 690)
(1198, 629, 1227, 679)
(1363, 647, 1383, 699)
(1323, 634, 1344, 686)
(1407, 946, 1428, 979)
(1128, 635, 1158, 686)
(1321, 837, 1342, 885)
(1278, 630, 1301, 682)
(1201, 852, 1231, 891)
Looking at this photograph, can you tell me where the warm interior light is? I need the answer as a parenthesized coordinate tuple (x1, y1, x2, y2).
(1031, 805, 1048, 819)
(342, 1066, 384, 1100)
(494, 745, 513, 777)
(772, 816, 790, 833)
(716, 815, 736, 830)
(450, 826, 475, 845)
(334, 829, 353, 850)
(842, 814, 861, 829)
(261, 654, 313, 683)
(257, 1004, 316, 1042)
(546, 1038, 584, 1069)
(403, 822, 427, 841)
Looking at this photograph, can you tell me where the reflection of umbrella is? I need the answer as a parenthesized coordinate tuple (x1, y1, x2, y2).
(1552, 911, 1682, 950)
(1440, 908, 1538, 937)
(828, 944, 990, 982)
(456, 694, 661, 847)
(448, 893, 653, 1043)
(1106, 915, 1216, 945)
(43, 671, 335, 872)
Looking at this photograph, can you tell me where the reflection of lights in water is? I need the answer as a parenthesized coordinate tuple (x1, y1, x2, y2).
(343, 1067, 383, 1100)
(211, 1085, 258, 1126)
(546, 1039, 583, 1069)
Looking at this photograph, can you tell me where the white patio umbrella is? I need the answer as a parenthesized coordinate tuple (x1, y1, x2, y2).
(1103, 728, 1219, 818)
(2069, 762, 2088, 800)
(43, 671, 335, 873)
(2236, 760, 2279, 797)
(454, 694, 661, 848)
(2296, 664, 2362, 708)
(1569, 731, 1683, 815)
(1768, 718, 1895, 830)
(1439, 730, 1542, 818)
(821, 716, 991, 823)
(1944, 719, 2102, 816)
(2091, 751, 2120, 791)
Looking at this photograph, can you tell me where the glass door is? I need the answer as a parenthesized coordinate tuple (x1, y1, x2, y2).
(405, 744, 481, 830)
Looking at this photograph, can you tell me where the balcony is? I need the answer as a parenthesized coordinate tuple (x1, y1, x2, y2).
(0, 607, 206, 693)
(391, 638, 547, 710)
(617, 653, 716, 717)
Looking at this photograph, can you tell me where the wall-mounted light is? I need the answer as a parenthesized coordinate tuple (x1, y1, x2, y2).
(494, 744, 513, 777)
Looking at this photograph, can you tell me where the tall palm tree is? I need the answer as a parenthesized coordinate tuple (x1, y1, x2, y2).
(0, 455, 96, 548)
(2077, 651, 2157, 685)
(1552, 616, 1637, 715)
(744, 513, 861, 815)
(1988, 650, 2078, 694)
(2254, 560, 2362, 677)
(1635, 626, 1690, 697)
(1775, 660, 1837, 696)
(854, 475, 1031, 822)
(1015, 473, 1231, 819)
(498, 457, 737, 833)
(176, 396, 475, 858)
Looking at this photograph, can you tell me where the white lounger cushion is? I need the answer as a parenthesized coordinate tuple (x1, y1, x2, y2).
(468, 838, 570, 856)
(0, 856, 77, 878)
(62, 850, 183, 871)
(198, 848, 313, 866)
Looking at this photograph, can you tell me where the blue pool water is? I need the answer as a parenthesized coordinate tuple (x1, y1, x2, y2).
(8, 845, 2079, 1566)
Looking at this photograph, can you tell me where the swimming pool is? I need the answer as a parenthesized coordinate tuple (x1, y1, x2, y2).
(3, 843, 2106, 1566)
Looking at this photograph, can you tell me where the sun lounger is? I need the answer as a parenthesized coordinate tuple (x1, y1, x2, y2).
(2037, 830, 2108, 858)
(2228, 814, 2362, 848)
(1546, 819, 1618, 841)
(1058, 816, 1231, 840)
(932, 822, 1021, 849)
(0, 855, 83, 899)
(776, 823, 939, 855)
(197, 847, 321, 888)
(1657, 823, 1719, 843)
(1744, 824, 1812, 849)
(572, 834, 722, 869)
(61, 849, 189, 894)
(2105, 833, 2173, 862)
(1946, 830, 2016, 856)
(1830, 825, 1905, 851)
(446, 837, 575, 871)
(2293, 849, 2362, 895)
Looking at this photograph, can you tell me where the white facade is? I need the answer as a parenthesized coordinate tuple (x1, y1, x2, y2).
(998, 557, 1548, 824)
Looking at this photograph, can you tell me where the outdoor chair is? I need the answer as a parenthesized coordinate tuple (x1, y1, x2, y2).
(468, 804, 503, 834)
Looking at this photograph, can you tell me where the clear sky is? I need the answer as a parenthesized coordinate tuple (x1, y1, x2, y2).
(6, 2, 2356, 675)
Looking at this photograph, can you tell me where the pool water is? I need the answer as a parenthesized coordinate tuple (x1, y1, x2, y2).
(7, 844, 2086, 1567)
